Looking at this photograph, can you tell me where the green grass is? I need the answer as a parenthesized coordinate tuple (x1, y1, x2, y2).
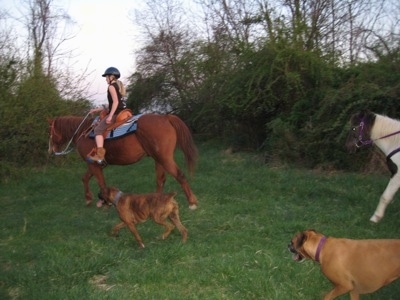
(2, 142, 400, 299)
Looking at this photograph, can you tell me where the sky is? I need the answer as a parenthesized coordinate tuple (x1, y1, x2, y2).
(61, 0, 143, 104)
(3, 0, 144, 105)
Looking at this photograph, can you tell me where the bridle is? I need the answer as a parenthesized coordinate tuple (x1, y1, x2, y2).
(49, 112, 91, 156)
(353, 121, 373, 148)
(354, 120, 400, 148)
(354, 119, 400, 159)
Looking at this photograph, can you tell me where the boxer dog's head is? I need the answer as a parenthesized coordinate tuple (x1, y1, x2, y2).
(288, 229, 325, 262)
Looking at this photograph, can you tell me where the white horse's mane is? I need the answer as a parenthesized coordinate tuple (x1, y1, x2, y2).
(372, 113, 400, 145)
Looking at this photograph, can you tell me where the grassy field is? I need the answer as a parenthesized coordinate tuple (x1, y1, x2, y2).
(2, 141, 400, 299)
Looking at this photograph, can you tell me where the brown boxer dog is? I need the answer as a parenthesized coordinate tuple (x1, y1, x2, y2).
(288, 229, 400, 299)
(99, 187, 188, 248)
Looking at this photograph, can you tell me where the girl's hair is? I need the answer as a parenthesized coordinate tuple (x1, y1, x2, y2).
(116, 80, 126, 97)
(110, 74, 126, 97)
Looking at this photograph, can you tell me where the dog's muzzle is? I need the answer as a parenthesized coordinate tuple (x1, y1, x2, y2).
(98, 191, 104, 201)
(97, 191, 110, 206)
(288, 242, 304, 262)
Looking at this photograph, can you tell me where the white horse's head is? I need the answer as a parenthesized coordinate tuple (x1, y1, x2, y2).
(345, 110, 375, 153)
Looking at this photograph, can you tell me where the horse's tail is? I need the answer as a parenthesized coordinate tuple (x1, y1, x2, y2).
(167, 115, 198, 175)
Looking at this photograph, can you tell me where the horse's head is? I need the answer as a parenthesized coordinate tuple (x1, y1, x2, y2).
(345, 110, 376, 153)
(47, 118, 66, 154)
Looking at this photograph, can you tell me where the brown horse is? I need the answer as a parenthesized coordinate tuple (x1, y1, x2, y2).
(48, 114, 198, 209)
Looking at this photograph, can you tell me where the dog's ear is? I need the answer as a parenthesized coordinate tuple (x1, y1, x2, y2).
(297, 232, 308, 248)
(109, 186, 119, 194)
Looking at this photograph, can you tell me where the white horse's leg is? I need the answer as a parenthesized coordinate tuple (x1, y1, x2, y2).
(370, 174, 400, 222)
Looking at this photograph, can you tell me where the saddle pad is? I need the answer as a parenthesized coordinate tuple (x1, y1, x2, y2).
(89, 114, 142, 140)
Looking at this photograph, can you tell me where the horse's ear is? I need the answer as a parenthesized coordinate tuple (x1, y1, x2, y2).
(351, 109, 369, 123)
(360, 109, 371, 116)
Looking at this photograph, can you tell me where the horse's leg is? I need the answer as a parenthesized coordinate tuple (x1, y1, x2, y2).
(370, 173, 400, 222)
(155, 163, 167, 193)
(86, 163, 108, 207)
(82, 168, 94, 206)
(155, 162, 198, 210)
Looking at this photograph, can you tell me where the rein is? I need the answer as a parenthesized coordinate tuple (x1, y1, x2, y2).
(315, 236, 327, 263)
(52, 112, 91, 156)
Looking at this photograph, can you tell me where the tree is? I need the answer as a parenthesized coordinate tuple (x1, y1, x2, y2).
(23, 0, 90, 100)
(0, 0, 90, 172)
(127, 0, 198, 117)
(127, 0, 400, 170)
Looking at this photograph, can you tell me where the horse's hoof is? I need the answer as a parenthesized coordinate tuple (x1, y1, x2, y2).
(96, 200, 104, 208)
(370, 214, 381, 223)
(189, 204, 197, 210)
(85, 200, 92, 206)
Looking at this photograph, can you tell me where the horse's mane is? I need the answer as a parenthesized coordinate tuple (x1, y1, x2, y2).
(55, 116, 94, 140)
(372, 113, 400, 143)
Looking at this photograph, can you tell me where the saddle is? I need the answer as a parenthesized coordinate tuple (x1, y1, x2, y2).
(88, 110, 142, 140)
(100, 108, 133, 132)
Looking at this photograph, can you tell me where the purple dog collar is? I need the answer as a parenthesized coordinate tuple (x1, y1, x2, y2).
(315, 236, 327, 263)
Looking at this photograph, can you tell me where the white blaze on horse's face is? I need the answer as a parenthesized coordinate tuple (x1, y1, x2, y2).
(48, 137, 59, 154)
(48, 121, 54, 154)
(48, 138, 53, 154)
(48, 119, 62, 154)
(48, 132, 57, 154)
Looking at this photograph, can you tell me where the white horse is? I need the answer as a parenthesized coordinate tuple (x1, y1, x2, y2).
(346, 110, 400, 222)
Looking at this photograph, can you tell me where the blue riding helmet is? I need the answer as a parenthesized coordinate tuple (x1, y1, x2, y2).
(102, 67, 120, 79)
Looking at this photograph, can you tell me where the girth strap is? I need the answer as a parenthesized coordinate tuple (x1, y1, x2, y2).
(387, 147, 400, 160)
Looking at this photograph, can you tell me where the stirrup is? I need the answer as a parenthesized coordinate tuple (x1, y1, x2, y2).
(86, 156, 107, 166)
